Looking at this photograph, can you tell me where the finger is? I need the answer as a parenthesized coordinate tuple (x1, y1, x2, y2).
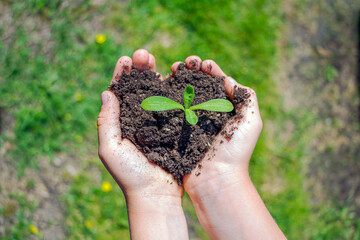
(164, 73, 171, 81)
(185, 56, 202, 71)
(112, 56, 132, 83)
(224, 76, 253, 101)
(97, 91, 122, 149)
(156, 72, 164, 81)
(201, 59, 226, 78)
(225, 76, 260, 118)
(171, 61, 183, 76)
(149, 54, 156, 72)
(133, 49, 150, 72)
(224, 76, 242, 101)
(148, 53, 162, 80)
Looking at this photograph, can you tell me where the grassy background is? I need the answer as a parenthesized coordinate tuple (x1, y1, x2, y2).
(0, 0, 359, 239)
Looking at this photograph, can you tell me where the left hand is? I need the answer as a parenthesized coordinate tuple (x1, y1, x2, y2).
(97, 49, 183, 204)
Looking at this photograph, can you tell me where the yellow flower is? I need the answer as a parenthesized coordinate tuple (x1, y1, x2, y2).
(101, 181, 112, 192)
(85, 220, 92, 229)
(65, 113, 72, 121)
(76, 93, 83, 102)
(95, 34, 106, 44)
(75, 135, 83, 143)
(95, 121, 98, 129)
(29, 224, 39, 235)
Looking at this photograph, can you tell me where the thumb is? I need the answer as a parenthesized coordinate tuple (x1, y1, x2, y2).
(224, 76, 242, 101)
(97, 91, 122, 149)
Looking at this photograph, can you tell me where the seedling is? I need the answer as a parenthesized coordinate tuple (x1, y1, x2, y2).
(141, 85, 234, 125)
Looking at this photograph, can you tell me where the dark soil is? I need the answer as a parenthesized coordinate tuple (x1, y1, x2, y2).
(110, 63, 249, 185)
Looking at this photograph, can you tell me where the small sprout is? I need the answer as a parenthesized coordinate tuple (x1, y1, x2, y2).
(141, 85, 234, 125)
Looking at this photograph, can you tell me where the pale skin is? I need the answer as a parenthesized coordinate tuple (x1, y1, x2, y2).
(97, 49, 286, 240)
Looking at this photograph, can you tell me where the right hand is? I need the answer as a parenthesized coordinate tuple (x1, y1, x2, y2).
(170, 56, 263, 197)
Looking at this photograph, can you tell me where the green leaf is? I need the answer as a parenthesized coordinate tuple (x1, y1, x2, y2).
(185, 109, 198, 125)
(183, 85, 195, 109)
(141, 96, 184, 111)
(190, 99, 234, 112)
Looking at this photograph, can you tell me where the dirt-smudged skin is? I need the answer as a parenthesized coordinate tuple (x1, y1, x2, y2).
(109, 64, 249, 185)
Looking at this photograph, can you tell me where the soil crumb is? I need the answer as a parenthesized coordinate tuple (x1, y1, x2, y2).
(110, 64, 249, 185)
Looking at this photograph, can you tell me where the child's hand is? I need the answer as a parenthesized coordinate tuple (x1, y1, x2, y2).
(171, 57, 286, 240)
(97, 49, 188, 240)
(98, 49, 183, 199)
(169, 56, 263, 195)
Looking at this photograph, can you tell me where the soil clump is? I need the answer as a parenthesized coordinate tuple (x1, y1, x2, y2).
(110, 64, 249, 185)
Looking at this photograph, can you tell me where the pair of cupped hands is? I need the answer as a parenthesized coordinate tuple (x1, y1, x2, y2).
(97, 49, 264, 238)
(98, 49, 262, 200)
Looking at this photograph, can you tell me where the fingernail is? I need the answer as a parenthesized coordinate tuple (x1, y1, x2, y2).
(101, 92, 108, 105)
(228, 76, 238, 84)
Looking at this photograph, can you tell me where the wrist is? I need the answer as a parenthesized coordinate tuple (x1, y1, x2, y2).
(125, 192, 188, 240)
(119, 177, 184, 209)
(126, 195, 185, 223)
(185, 170, 286, 240)
(185, 169, 251, 202)
(125, 191, 183, 211)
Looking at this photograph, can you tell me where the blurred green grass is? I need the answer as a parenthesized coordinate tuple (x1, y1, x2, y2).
(0, 194, 37, 239)
(0, 0, 359, 239)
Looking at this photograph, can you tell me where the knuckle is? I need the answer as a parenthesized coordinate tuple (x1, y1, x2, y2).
(97, 114, 107, 127)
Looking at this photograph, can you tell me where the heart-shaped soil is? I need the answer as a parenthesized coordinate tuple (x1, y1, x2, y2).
(110, 63, 249, 185)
